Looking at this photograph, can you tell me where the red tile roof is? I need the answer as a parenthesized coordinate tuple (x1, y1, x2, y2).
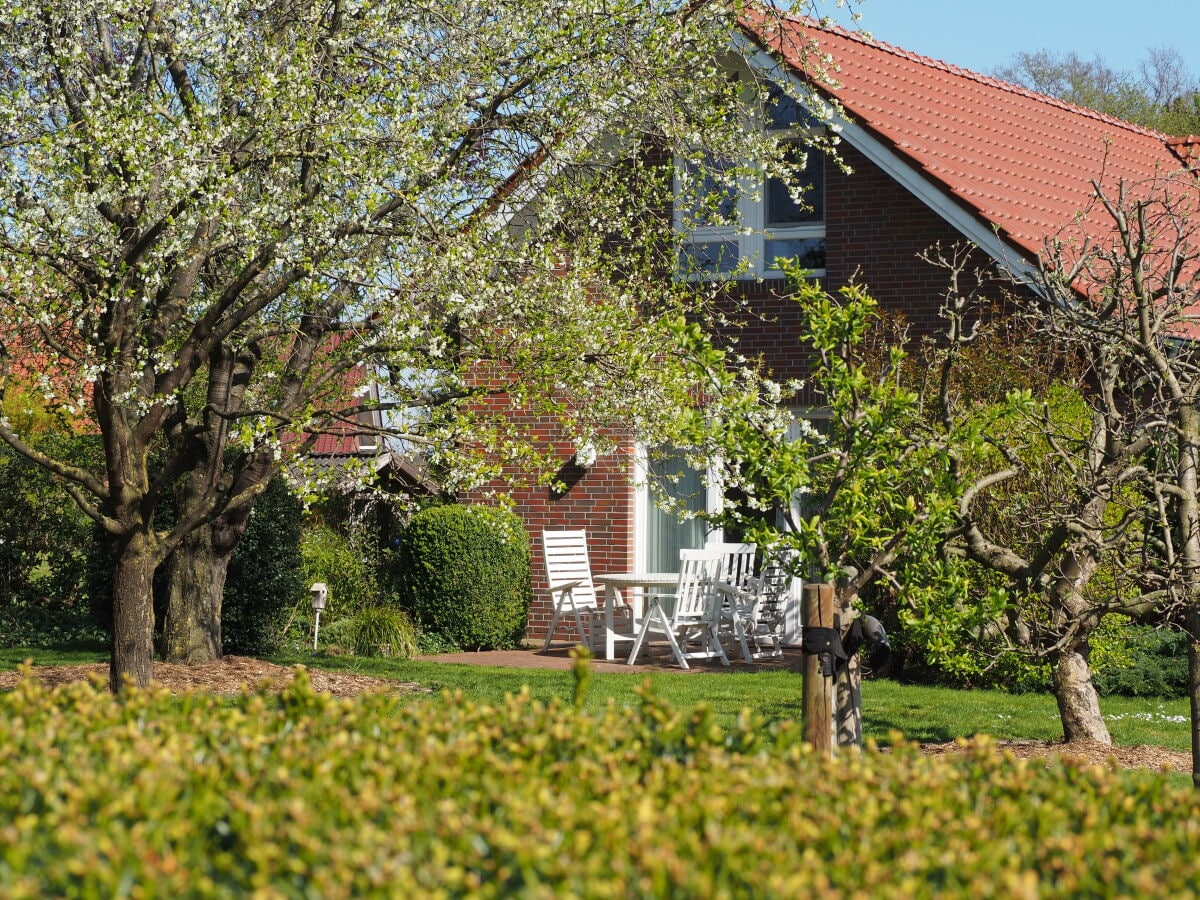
(744, 15, 1193, 262)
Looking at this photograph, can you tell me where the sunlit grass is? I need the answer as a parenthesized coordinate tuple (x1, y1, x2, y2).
(270, 651, 1193, 754)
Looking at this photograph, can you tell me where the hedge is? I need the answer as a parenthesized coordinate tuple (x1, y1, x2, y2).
(395, 504, 532, 650)
(1, 661, 1198, 897)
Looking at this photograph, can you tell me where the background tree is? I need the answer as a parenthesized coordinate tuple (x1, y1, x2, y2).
(906, 246, 1162, 745)
(995, 47, 1200, 135)
(683, 265, 966, 628)
(694, 254, 1165, 747)
(1026, 171, 1200, 785)
(0, 0, 834, 688)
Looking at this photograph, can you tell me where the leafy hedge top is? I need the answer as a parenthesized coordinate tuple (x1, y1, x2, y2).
(0, 667, 1198, 897)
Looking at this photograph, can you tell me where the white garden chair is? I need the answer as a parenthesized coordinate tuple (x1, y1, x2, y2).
(712, 542, 758, 662)
(626, 547, 729, 669)
(735, 564, 792, 659)
(713, 542, 757, 594)
(541, 530, 627, 651)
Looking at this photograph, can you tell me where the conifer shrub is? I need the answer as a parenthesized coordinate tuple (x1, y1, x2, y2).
(0, 433, 106, 648)
(222, 475, 305, 655)
(1094, 625, 1190, 698)
(394, 504, 531, 650)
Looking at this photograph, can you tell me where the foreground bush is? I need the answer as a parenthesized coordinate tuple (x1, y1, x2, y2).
(1, 665, 1198, 897)
(395, 504, 532, 649)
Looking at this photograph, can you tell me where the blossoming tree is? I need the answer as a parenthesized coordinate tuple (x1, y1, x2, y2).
(0, 0, 840, 687)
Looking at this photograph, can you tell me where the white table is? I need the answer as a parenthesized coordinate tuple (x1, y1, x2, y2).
(592, 572, 677, 660)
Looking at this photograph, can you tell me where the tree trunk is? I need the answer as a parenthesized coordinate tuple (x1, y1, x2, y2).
(162, 525, 225, 664)
(1051, 646, 1112, 744)
(1188, 608, 1200, 790)
(160, 449, 273, 663)
(110, 530, 158, 692)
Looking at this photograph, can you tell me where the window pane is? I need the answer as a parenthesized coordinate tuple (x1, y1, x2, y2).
(765, 83, 822, 131)
(679, 240, 740, 275)
(766, 146, 824, 225)
(678, 157, 738, 228)
(645, 451, 708, 573)
(766, 238, 826, 272)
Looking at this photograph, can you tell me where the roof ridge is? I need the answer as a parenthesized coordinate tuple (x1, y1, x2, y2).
(779, 13, 1170, 142)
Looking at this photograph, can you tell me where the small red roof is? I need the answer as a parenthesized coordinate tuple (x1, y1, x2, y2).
(745, 15, 1193, 261)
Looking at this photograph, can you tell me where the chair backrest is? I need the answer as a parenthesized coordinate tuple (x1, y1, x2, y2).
(712, 542, 757, 591)
(671, 548, 723, 625)
(754, 566, 792, 622)
(542, 530, 599, 609)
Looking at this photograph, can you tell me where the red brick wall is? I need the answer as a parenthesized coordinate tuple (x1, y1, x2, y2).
(501, 441, 637, 644)
(714, 144, 1026, 393)
(462, 395, 638, 644)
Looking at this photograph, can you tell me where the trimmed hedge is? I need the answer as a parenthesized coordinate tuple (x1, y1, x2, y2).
(1, 663, 1198, 897)
(395, 504, 532, 650)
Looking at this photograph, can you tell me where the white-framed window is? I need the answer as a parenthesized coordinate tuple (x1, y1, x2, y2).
(634, 444, 724, 573)
(676, 84, 826, 279)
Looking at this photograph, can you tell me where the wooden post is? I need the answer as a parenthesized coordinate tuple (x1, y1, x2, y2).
(802, 582, 836, 756)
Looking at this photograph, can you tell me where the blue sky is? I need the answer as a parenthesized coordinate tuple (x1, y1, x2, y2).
(811, 0, 1198, 78)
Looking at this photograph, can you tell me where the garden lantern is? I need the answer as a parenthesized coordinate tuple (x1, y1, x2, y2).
(310, 582, 328, 650)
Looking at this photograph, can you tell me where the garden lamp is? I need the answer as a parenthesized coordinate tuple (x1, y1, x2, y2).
(310, 582, 328, 650)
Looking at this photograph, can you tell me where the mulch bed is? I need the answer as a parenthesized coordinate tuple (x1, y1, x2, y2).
(0, 655, 420, 699)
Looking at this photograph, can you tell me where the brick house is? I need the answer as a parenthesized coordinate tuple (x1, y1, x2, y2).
(482, 14, 1198, 644)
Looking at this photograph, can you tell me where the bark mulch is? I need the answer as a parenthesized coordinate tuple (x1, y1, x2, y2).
(0, 655, 421, 699)
(916, 738, 1192, 776)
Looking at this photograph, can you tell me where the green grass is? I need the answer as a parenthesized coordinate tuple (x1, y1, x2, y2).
(268, 651, 1193, 754)
(0, 643, 107, 668)
(2, 645, 1190, 755)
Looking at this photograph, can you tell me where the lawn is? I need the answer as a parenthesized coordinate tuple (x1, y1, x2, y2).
(272, 651, 1192, 753)
(2, 645, 1190, 755)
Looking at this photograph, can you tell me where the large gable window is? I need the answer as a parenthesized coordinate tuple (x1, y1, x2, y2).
(677, 84, 826, 278)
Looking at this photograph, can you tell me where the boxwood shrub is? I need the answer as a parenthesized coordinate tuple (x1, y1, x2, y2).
(0, 665, 1198, 897)
(395, 504, 532, 650)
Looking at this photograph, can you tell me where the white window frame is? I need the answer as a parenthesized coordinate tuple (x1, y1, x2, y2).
(674, 96, 826, 280)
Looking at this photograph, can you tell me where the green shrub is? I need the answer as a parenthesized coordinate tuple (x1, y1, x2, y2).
(0, 434, 107, 648)
(222, 475, 305, 656)
(299, 525, 380, 615)
(0, 669, 1198, 896)
(343, 605, 419, 658)
(285, 523, 382, 650)
(1095, 625, 1190, 698)
(395, 504, 531, 650)
(413, 627, 461, 655)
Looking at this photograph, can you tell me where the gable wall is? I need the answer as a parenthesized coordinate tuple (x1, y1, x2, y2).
(478, 143, 1038, 645)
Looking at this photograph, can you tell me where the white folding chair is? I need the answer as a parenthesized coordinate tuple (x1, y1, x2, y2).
(736, 564, 791, 659)
(713, 542, 757, 593)
(712, 542, 758, 662)
(541, 530, 627, 650)
(626, 548, 729, 669)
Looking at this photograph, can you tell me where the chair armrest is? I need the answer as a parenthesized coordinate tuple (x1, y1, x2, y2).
(549, 580, 586, 597)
